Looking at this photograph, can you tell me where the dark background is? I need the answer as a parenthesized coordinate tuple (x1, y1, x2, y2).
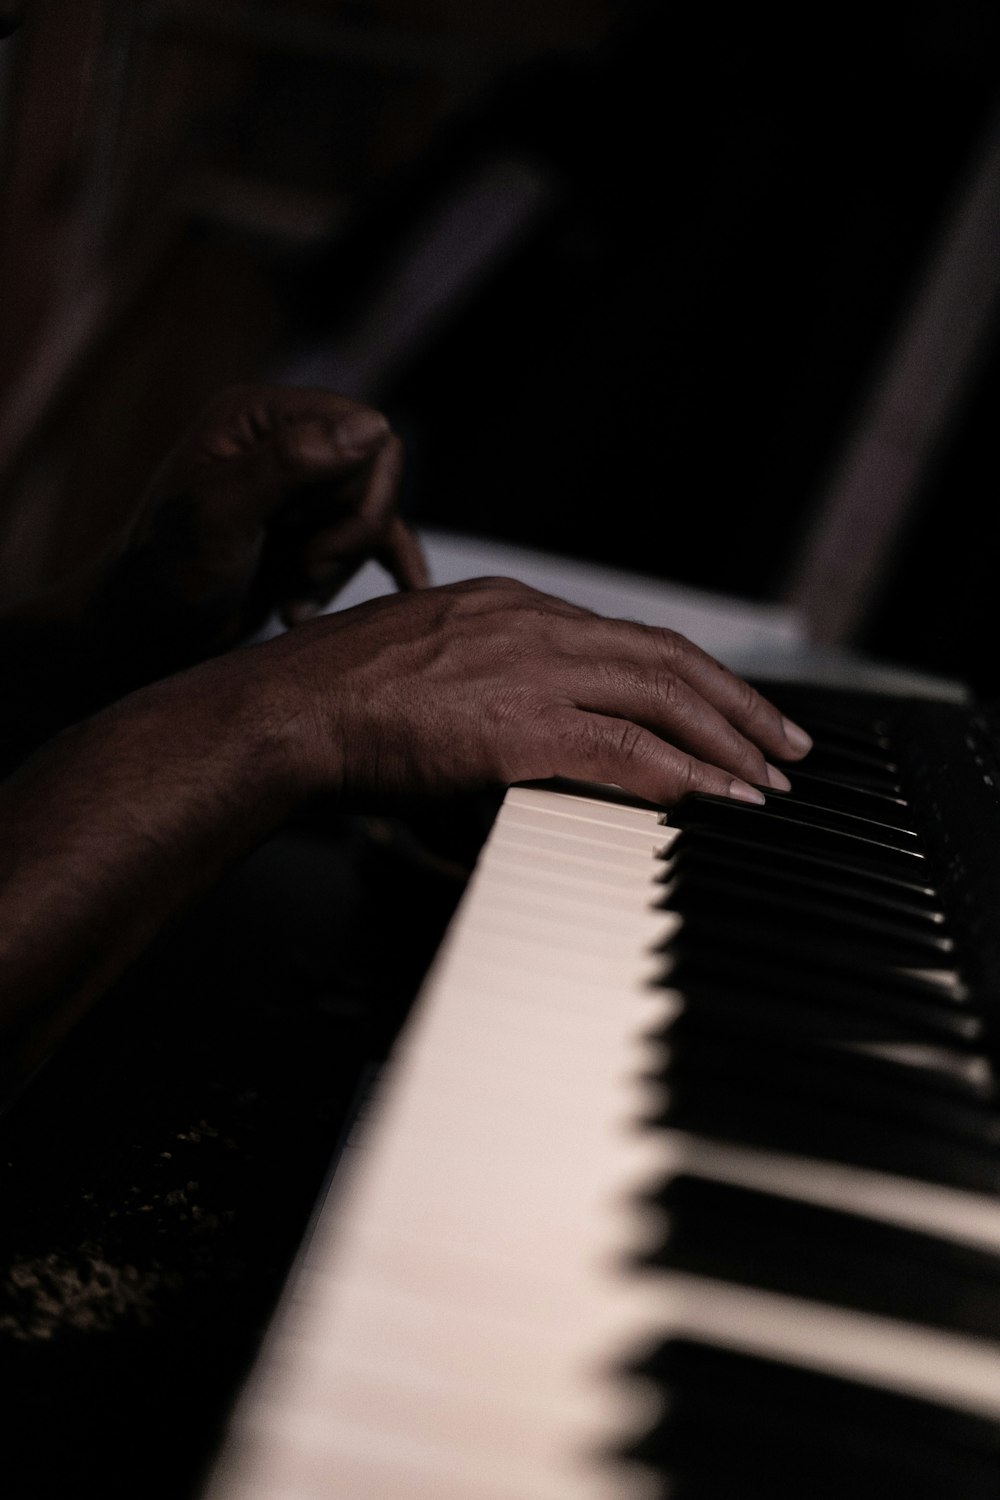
(1, 0, 1000, 687)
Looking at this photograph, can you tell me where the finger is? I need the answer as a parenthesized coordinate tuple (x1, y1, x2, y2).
(294, 443, 421, 604)
(558, 656, 791, 791)
(280, 516, 427, 621)
(199, 406, 395, 527)
(574, 617, 813, 764)
(349, 430, 406, 536)
(267, 410, 392, 501)
(203, 385, 392, 469)
(653, 629, 812, 761)
(518, 708, 767, 809)
(377, 516, 431, 591)
(280, 525, 425, 622)
(295, 433, 404, 567)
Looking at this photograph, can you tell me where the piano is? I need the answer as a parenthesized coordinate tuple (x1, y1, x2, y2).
(200, 680, 1000, 1499)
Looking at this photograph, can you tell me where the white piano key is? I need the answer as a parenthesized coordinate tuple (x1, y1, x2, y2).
(470, 858, 661, 916)
(485, 838, 662, 892)
(505, 785, 667, 832)
(484, 820, 668, 873)
(493, 804, 674, 856)
(202, 781, 1000, 1500)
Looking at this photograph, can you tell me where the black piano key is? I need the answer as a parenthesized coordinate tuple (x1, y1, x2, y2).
(678, 789, 921, 847)
(658, 1074, 1000, 1193)
(614, 1341, 1000, 1500)
(656, 1032, 1000, 1146)
(751, 787, 924, 847)
(787, 737, 904, 791)
(667, 871, 955, 958)
(662, 823, 942, 905)
(791, 756, 906, 796)
(672, 795, 930, 875)
(668, 923, 972, 1011)
(637, 1175, 1000, 1341)
(665, 1002, 995, 1098)
(670, 908, 967, 1004)
(665, 972, 983, 1056)
(664, 840, 947, 929)
(797, 730, 898, 769)
(794, 711, 894, 744)
(780, 767, 913, 825)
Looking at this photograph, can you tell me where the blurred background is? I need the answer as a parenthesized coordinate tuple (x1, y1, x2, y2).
(1, 0, 1000, 690)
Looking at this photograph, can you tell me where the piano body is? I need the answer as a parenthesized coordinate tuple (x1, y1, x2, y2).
(200, 678, 1000, 1499)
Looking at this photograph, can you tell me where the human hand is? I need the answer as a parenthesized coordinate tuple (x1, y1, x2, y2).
(252, 576, 812, 808)
(100, 384, 427, 672)
(0, 575, 809, 1072)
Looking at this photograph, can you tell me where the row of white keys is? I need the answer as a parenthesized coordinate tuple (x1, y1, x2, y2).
(202, 783, 1000, 1500)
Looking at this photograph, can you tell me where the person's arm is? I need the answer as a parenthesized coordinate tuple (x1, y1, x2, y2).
(0, 576, 811, 1095)
(0, 650, 304, 1089)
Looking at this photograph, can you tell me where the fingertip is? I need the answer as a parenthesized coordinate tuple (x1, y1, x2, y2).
(386, 519, 431, 590)
(764, 761, 792, 792)
(781, 716, 813, 757)
(727, 779, 766, 805)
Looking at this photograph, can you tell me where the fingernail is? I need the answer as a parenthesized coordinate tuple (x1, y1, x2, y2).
(728, 780, 766, 804)
(334, 409, 390, 453)
(782, 717, 813, 754)
(765, 762, 792, 791)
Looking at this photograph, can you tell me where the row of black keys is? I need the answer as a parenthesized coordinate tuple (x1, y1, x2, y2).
(629, 697, 1000, 1493)
(656, 700, 999, 1195)
(651, 698, 1000, 1324)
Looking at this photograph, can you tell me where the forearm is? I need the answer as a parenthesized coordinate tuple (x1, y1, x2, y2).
(0, 657, 304, 1089)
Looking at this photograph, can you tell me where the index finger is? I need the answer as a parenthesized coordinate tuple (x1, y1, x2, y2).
(299, 433, 428, 590)
(378, 515, 431, 591)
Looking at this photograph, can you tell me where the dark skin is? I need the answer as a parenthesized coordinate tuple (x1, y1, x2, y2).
(0, 384, 812, 1086)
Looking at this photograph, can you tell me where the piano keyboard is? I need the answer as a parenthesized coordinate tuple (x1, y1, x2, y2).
(202, 686, 1000, 1500)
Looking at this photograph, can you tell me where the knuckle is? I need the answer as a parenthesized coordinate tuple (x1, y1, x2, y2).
(731, 675, 761, 720)
(610, 719, 648, 763)
(653, 668, 683, 710)
(484, 575, 533, 596)
(458, 574, 523, 593)
(654, 626, 687, 662)
(454, 575, 540, 614)
(674, 755, 704, 797)
(655, 754, 706, 809)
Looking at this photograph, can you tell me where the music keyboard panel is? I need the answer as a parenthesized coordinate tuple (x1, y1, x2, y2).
(203, 687, 1000, 1500)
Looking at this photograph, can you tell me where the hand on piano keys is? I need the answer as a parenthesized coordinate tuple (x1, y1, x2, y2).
(269, 576, 812, 810)
(202, 685, 1000, 1499)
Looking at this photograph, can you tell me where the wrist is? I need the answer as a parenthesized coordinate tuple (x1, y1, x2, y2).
(124, 649, 311, 835)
